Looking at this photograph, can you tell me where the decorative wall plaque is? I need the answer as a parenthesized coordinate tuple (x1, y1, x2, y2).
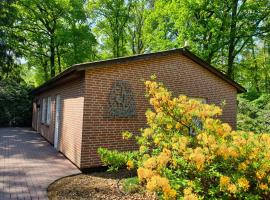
(108, 80, 136, 117)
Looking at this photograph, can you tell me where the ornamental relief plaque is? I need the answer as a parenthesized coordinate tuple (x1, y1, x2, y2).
(108, 80, 136, 117)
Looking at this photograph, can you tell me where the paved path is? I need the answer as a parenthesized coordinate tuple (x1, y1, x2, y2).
(0, 127, 81, 200)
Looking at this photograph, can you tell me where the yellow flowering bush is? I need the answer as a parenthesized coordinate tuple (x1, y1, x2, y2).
(100, 77, 270, 199)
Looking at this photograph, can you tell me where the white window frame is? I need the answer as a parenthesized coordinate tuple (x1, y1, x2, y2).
(46, 97, 51, 124)
(191, 97, 207, 104)
(41, 98, 47, 123)
(189, 97, 207, 135)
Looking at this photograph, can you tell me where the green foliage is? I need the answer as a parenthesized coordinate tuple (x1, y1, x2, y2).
(237, 94, 270, 133)
(143, 0, 270, 81)
(88, 0, 133, 58)
(12, 0, 97, 83)
(0, 0, 23, 81)
(98, 147, 138, 172)
(122, 177, 141, 194)
(0, 80, 33, 126)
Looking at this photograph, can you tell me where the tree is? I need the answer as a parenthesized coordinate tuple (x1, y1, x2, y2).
(238, 94, 270, 133)
(56, 0, 97, 67)
(88, 0, 133, 58)
(0, 0, 23, 81)
(225, 0, 270, 79)
(239, 39, 270, 93)
(127, 0, 147, 55)
(143, 0, 270, 79)
(15, 0, 97, 83)
(15, 0, 69, 78)
(143, 0, 179, 52)
(0, 80, 32, 126)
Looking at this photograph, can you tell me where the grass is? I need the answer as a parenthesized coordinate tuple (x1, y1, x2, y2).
(121, 177, 142, 194)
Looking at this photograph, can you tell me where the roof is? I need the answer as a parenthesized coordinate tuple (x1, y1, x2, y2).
(31, 48, 246, 94)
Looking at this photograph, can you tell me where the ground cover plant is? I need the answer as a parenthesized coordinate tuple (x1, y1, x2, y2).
(99, 77, 270, 200)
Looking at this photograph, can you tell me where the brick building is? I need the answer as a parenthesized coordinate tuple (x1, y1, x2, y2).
(31, 48, 245, 169)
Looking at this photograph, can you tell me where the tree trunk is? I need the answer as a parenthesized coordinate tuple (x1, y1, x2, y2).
(42, 59, 49, 81)
(264, 41, 270, 93)
(50, 35, 55, 77)
(252, 45, 260, 93)
(56, 45, 61, 73)
(227, 0, 238, 79)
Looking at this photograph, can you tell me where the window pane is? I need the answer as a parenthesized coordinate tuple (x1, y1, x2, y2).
(42, 98, 46, 123)
(46, 97, 51, 124)
(191, 97, 207, 103)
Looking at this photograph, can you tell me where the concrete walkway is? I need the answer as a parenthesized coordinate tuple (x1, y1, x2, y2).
(0, 127, 81, 200)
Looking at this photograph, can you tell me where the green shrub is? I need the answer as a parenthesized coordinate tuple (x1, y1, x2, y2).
(237, 94, 270, 133)
(98, 147, 138, 172)
(0, 80, 33, 126)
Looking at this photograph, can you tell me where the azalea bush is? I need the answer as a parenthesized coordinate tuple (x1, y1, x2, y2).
(99, 77, 270, 199)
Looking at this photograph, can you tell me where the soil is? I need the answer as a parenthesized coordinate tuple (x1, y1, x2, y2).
(47, 169, 156, 200)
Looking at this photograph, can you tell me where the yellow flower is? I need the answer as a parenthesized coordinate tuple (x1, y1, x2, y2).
(163, 188, 177, 200)
(183, 187, 198, 200)
(256, 171, 266, 180)
(158, 149, 171, 166)
(237, 177, 249, 191)
(167, 123, 173, 130)
(258, 183, 268, 190)
(153, 137, 161, 145)
(227, 147, 239, 158)
(187, 180, 195, 188)
(220, 176, 230, 187)
(184, 194, 198, 200)
(144, 157, 157, 169)
(146, 175, 170, 192)
(145, 80, 151, 86)
(190, 148, 205, 170)
(139, 145, 148, 153)
(175, 122, 182, 129)
(126, 160, 134, 170)
(238, 162, 247, 171)
(228, 184, 237, 194)
(143, 128, 153, 137)
(137, 167, 154, 181)
(122, 131, 133, 140)
(183, 187, 192, 195)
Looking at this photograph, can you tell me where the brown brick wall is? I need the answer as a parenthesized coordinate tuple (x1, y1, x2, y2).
(81, 52, 237, 168)
(32, 77, 84, 168)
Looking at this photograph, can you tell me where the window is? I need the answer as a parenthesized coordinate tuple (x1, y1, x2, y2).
(190, 97, 207, 104)
(46, 97, 51, 124)
(41, 98, 47, 123)
(189, 97, 206, 136)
